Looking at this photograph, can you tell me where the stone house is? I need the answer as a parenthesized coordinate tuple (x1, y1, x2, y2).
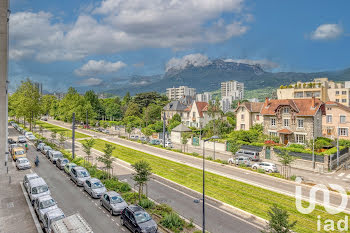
(260, 97, 325, 145)
(322, 101, 350, 140)
(234, 102, 263, 130)
(161, 100, 188, 124)
(182, 101, 220, 128)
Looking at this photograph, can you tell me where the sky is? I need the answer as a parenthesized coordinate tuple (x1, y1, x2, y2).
(8, 0, 350, 92)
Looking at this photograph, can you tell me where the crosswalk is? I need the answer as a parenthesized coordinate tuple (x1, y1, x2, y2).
(335, 172, 350, 179)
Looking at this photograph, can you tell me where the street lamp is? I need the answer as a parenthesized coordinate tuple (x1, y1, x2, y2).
(195, 135, 219, 233)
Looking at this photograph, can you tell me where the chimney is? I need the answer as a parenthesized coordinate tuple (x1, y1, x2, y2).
(265, 97, 269, 105)
(312, 96, 315, 108)
(237, 101, 240, 106)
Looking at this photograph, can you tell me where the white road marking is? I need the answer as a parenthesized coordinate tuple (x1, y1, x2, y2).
(346, 174, 350, 179)
(112, 219, 115, 222)
(116, 223, 119, 226)
(95, 203, 98, 206)
(106, 214, 110, 218)
(338, 173, 345, 177)
(121, 228, 125, 231)
(98, 207, 102, 209)
(335, 177, 340, 180)
(103, 210, 106, 214)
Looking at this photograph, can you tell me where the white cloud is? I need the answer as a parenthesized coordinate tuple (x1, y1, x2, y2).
(10, 0, 250, 62)
(80, 78, 103, 86)
(74, 60, 126, 76)
(224, 58, 279, 69)
(310, 24, 343, 40)
(166, 53, 211, 72)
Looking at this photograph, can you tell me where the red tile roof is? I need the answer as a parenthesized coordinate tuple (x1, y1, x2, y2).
(325, 101, 350, 113)
(278, 129, 293, 134)
(234, 102, 263, 113)
(184, 101, 209, 117)
(260, 98, 325, 116)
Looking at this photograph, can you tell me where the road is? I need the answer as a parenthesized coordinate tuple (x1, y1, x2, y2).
(9, 126, 125, 233)
(47, 119, 350, 212)
(17, 124, 263, 233)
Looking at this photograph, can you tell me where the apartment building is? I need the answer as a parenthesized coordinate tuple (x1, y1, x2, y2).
(323, 101, 350, 140)
(196, 92, 212, 102)
(220, 80, 244, 113)
(234, 102, 263, 130)
(277, 77, 350, 107)
(166, 86, 196, 100)
(260, 97, 325, 145)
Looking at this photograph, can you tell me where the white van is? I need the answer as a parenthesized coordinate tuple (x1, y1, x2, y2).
(28, 177, 50, 205)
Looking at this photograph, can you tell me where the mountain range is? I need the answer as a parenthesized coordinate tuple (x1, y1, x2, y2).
(79, 59, 350, 96)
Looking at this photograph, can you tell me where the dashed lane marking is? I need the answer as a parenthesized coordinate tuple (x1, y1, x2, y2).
(338, 173, 345, 177)
(112, 219, 115, 222)
(346, 174, 350, 179)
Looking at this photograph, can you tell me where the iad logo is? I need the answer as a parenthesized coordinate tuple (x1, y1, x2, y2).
(295, 177, 349, 231)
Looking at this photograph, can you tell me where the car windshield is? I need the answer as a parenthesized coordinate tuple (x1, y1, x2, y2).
(134, 211, 152, 224)
(51, 215, 65, 223)
(44, 146, 51, 150)
(110, 196, 123, 204)
(62, 159, 69, 164)
(40, 199, 56, 209)
(19, 159, 28, 163)
(77, 170, 89, 177)
(32, 185, 48, 194)
(92, 181, 103, 189)
(15, 150, 25, 155)
(53, 153, 63, 159)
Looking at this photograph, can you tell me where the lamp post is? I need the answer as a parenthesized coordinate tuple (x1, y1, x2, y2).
(196, 135, 219, 233)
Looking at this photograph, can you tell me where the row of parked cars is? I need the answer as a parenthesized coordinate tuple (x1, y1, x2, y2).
(38, 139, 159, 233)
(227, 149, 278, 173)
(10, 121, 37, 141)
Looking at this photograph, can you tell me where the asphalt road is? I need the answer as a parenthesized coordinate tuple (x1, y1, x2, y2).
(37, 121, 263, 233)
(9, 127, 125, 233)
(48, 119, 350, 212)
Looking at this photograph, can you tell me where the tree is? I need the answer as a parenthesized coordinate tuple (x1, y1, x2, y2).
(131, 160, 152, 202)
(97, 143, 116, 178)
(82, 138, 95, 165)
(41, 95, 57, 116)
(51, 130, 57, 143)
(143, 104, 162, 125)
(168, 120, 181, 132)
(58, 132, 66, 149)
(207, 97, 221, 137)
(124, 102, 141, 118)
(277, 151, 296, 178)
(262, 204, 296, 233)
(229, 141, 242, 162)
(181, 132, 192, 152)
(133, 92, 163, 110)
(39, 125, 44, 136)
(171, 113, 181, 123)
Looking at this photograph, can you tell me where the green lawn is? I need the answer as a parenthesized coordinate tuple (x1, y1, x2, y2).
(37, 121, 89, 139)
(90, 139, 346, 233)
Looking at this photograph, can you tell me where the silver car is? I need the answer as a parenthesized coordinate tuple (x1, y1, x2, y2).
(70, 167, 90, 186)
(252, 162, 278, 173)
(23, 173, 39, 192)
(28, 178, 50, 205)
(83, 178, 107, 198)
(37, 143, 45, 151)
(42, 208, 65, 233)
(34, 195, 58, 222)
(17, 135, 27, 143)
(48, 151, 63, 164)
(42, 146, 52, 157)
(100, 191, 128, 215)
(16, 157, 31, 170)
(56, 158, 69, 170)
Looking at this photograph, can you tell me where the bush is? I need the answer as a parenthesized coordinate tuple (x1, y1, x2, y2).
(192, 152, 199, 156)
(138, 199, 154, 209)
(239, 163, 247, 168)
(206, 156, 213, 160)
(119, 182, 131, 193)
(154, 203, 172, 217)
(339, 139, 350, 147)
(258, 168, 265, 174)
(160, 212, 185, 232)
(122, 192, 141, 204)
(288, 144, 305, 149)
(221, 160, 228, 164)
(290, 175, 297, 181)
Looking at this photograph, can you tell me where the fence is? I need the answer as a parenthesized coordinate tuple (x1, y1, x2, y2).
(225, 142, 263, 152)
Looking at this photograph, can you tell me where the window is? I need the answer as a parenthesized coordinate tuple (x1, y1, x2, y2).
(336, 91, 340, 95)
(271, 118, 276, 126)
(192, 112, 196, 118)
(297, 119, 304, 128)
(269, 132, 277, 137)
(336, 99, 340, 102)
(339, 128, 348, 136)
(240, 124, 245, 130)
(296, 134, 305, 144)
(342, 91, 347, 95)
(241, 114, 244, 120)
(327, 107, 332, 111)
(326, 115, 332, 123)
(283, 119, 289, 127)
(327, 128, 332, 136)
(340, 115, 346, 123)
(342, 99, 347, 103)
(283, 107, 289, 113)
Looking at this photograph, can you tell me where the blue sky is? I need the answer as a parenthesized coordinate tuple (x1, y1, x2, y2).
(9, 0, 350, 92)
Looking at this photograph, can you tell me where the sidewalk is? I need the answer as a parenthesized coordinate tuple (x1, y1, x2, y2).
(0, 146, 37, 233)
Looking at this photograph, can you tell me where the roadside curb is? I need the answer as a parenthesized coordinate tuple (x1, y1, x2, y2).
(20, 182, 44, 233)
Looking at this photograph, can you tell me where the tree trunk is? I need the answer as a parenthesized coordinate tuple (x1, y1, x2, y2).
(138, 185, 142, 202)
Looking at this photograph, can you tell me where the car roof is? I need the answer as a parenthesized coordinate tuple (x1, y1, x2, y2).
(13, 147, 24, 151)
(25, 173, 39, 179)
(28, 177, 47, 186)
(88, 178, 101, 183)
(67, 163, 76, 166)
(45, 208, 64, 218)
(128, 205, 144, 213)
(52, 151, 62, 155)
(106, 191, 121, 196)
(17, 157, 28, 161)
(37, 195, 54, 202)
(74, 166, 86, 171)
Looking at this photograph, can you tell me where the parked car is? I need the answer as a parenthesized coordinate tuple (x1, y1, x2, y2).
(17, 135, 27, 143)
(12, 147, 26, 161)
(25, 132, 34, 138)
(37, 143, 46, 151)
(16, 157, 31, 170)
(42, 208, 65, 233)
(34, 195, 58, 223)
(64, 163, 77, 174)
(100, 191, 128, 215)
(41, 117, 48, 121)
(252, 162, 278, 173)
(130, 135, 136, 140)
(9, 143, 23, 154)
(48, 150, 64, 164)
(70, 167, 91, 186)
(28, 135, 37, 141)
(228, 156, 251, 166)
(235, 149, 260, 161)
(50, 213, 93, 233)
(56, 158, 69, 170)
(23, 173, 40, 192)
(27, 177, 50, 205)
(120, 205, 158, 233)
(83, 178, 107, 199)
(8, 138, 16, 144)
(42, 146, 52, 156)
(164, 141, 173, 148)
(150, 139, 160, 145)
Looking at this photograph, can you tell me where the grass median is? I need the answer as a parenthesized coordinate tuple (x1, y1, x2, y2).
(37, 121, 90, 139)
(89, 138, 347, 233)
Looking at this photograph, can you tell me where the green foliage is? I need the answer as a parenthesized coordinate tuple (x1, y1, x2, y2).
(258, 168, 266, 173)
(138, 199, 154, 209)
(229, 141, 242, 156)
(277, 151, 296, 166)
(131, 160, 152, 201)
(288, 144, 305, 149)
(160, 212, 185, 233)
(97, 143, 116, 171)
(124, 102, 141, 118)
(339, 139, 350, 147)
(171, 114, 181, 123)
(82, 138, 95, 157)
(262, 204, 297, 233)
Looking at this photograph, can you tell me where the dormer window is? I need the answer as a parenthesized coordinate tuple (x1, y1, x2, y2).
(283, 107, 289, 114)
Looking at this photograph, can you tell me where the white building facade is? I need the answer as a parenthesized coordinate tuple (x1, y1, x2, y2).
(196, 92, 212, 102)
(166, 86, 196, 100)
(220, 80, 244, 113)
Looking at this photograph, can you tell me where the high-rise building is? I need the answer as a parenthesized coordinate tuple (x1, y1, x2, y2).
(34, 82, 43, 95)
(196, 92, 212, 102)
(166, 86, 196, 100)
(220, 80, 244, 113)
